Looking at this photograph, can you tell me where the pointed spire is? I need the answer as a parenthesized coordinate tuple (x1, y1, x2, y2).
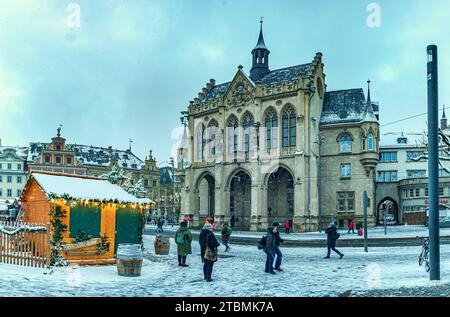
(441, 105, 448, 131)
(367, 79, 372, 106)
(254, 17, 267, 50)
(362, 79, 377, 123)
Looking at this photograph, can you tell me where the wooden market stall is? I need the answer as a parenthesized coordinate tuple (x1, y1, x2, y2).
(20, 172, 152, 265)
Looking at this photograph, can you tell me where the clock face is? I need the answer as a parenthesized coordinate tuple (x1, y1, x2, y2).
(236, 83, 244, 92)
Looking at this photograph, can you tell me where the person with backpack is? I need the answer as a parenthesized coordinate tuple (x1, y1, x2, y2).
(271, 222, 284, 271)
(324, 222, 344, 259)
(221, 222, 232, 252)
(199, 223, 220, 282)
(175, 221, 192, 266)
(262, 224, 277, 274)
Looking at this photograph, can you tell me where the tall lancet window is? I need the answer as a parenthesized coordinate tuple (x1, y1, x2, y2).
(242, 112, 255, 153)
(207, 120, 219, 158)
(227, 116, 239, 155)
(264, 108, 278, 149)
(368, 132, 374, 151)
(196, 124, 206, 161)
(282, 105, 296, 147)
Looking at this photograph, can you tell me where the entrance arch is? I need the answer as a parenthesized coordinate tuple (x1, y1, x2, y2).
(377, 197, 399, 225)
(195, 172, 215, 219)
(266, 166, 294, 225)
(229, 169, 252, 230)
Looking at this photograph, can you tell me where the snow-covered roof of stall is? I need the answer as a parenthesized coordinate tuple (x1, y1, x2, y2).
(27, 143, 144, 170)
(320, 89, 371, 125)
(32, 173, 152, 204)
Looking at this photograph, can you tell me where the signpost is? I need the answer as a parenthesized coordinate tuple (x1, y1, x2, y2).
(427, 45, 440, 280)
(363, 191, 369, 253)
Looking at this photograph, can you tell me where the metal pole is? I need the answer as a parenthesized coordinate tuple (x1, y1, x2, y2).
(384, 205, 387, 236)
(318, 135, 322, 232)
(170, 157, 176, 223)
(363, 191, 368, 253)
(427, 44, 440, 280)
(307, 88, 315, 232)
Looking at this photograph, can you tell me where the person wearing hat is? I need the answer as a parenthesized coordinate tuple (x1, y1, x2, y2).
(175, 221, 192, 267)
(199, 223, 220, 282)
(324, 222, 344, 259)
(271, 221, 284, 272)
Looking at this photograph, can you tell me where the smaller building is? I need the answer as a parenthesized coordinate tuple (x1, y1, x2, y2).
(21, 172, 152, 265)
(0, 146, 28, 200)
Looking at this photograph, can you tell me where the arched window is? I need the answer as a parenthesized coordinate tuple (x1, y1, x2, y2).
(242, 112, 255, 153)
(368, 132, 374, 151)
(340, 134, 352, 153)
(206, 120, 219, 157)
(227, 116, 239, 155)
(282, 105, 296, 147)
(195, 124, 205, 161)
(264, 108, 278, 149)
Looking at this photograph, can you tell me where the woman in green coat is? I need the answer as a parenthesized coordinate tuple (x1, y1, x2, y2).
(175, 221, 192, 266)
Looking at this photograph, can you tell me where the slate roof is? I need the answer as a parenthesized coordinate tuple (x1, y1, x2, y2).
(258, 64, 310, 86)
(203, 82, 231, 102)
(0, 147, 28, 159)
(320, 88, 376, 126)
(27, 143, 145, 170)
(201, 63, 310, 102)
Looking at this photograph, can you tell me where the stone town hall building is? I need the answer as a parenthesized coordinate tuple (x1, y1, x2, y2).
(178, 23, 380, 232)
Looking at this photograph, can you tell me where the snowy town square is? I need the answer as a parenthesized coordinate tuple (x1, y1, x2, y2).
(0, 0, 450, 305)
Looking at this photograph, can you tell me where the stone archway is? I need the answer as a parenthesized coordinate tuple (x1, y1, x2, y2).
(377, 197, 399, 225)
(266, 166, 294, 226)
(195, 172, 216, 223)
(229, 170, 252, 230)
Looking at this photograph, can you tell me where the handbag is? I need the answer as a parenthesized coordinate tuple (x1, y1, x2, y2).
(204, 246, 218, 262)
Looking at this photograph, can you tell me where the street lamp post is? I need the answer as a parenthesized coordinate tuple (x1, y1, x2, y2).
(170, 157, 177, 223)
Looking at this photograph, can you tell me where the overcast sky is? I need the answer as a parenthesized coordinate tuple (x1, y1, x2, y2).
(0, 0, 449, 164)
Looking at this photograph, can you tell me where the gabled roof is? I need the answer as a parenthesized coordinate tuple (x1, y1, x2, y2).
(201, 63, 310, 102)
(30, 173, 152, 204)
(320, 88, 378, 126)
(0, 146, 28, 159)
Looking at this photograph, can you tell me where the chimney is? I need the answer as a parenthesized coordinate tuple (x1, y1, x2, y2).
(202, 87, 208, 94)
(210, 78, 215, 86)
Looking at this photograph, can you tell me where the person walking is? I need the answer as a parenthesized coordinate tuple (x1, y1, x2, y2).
(199, 223, 220, 282)
(175, 221, 192, 267)
(347, 219, 355, 234)
(271, 222, 284, 271)
(221, 222, 232, 252)
(324, 222, 344, 259)
(263, 224, 277, 274)
(283, 219, 291, 234)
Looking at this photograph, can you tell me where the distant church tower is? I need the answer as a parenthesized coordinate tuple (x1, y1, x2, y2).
(250, 19, 270, 82)
(441, 106, 448, 131)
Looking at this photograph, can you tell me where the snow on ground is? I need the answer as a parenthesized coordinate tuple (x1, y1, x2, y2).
(146, 224, 450, 240)
(0, 235, 449, 296)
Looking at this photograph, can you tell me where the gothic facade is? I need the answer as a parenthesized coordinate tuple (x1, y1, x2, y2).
(178, 23, 379, 232)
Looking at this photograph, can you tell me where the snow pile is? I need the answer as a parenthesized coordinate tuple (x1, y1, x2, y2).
(32, 173, 152, 204)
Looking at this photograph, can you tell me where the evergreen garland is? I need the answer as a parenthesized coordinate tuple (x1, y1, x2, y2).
(49, 204, 68, 267)
(74, 230, 92, 243)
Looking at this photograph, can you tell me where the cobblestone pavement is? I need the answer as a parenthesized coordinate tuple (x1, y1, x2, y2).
(351, 284, 450, 297)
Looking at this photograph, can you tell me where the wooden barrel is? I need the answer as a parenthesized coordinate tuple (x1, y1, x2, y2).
(154, 235, 170, 255)
(117, 244, 143, 277)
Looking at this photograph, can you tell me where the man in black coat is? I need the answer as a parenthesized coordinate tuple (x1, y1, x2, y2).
(263, 225, 277, 274)
(324, 223, 344, 259)
(271, 221, 284, 271)
(199, 223, 220, 282)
